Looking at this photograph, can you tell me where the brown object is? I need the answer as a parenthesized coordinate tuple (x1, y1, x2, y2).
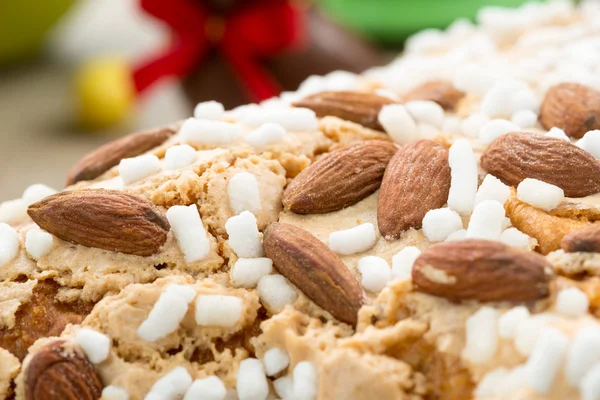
(65, 127, 176, 186)
(182, 9, 384, 109)
(412, 240, 552, 302)
(28, 190, 170, 256)
(505, 190, 589, 254)
(480, 132, 600, 197)
(540, 82, 600, 138)
(0, 280, 93, 361)
(263, 222, 364, 325)
(404, 81, 465, 111)
(293, 91, 395, 131)
(25, 340, 103, 400)
(378, 140, 451, 239)
(562, 223, 600, 253)
(282, 140, 398, 214)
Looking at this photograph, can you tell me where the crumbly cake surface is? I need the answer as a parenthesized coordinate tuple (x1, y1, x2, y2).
(3, 1, 600, 399)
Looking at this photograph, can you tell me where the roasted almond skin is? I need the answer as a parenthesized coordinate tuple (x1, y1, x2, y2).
(404, 80, 465, 111)
(26, 340, 103, 400)
(562, 223, 600, 253)
(540, 83, 600, 139)
(293, 91, 395, 131)
(28, 189, 170, 256)
(378, 139, 451, 239)
(480, 132, 600, 197)
(412, 240, 552, 302)
(283, 140, 398, 214)
(263, 223, 364, 325)
(65, 126, 176, 186)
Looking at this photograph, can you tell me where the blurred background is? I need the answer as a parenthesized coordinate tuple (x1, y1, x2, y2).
(0, 0, 529, 200)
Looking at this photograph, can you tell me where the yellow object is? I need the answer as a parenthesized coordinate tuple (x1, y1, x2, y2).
(75, 58, 136, 130)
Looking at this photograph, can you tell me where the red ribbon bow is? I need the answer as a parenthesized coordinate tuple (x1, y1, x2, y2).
(133, 0, 306, 103)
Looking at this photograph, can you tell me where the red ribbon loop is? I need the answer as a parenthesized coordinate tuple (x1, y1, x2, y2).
(133, 0, 305, 102)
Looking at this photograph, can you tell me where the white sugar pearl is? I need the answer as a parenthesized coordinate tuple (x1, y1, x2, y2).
(0, 199, 27, 225)
(263, 348, 290, 376)
(417, 122, 439, 139)
(328, 223, 376, 255)
(475, 174, 511, 206)
(453, 65, 496, 95)
(323, 70, 359, 91)
(273, 376, 294, 400)
(138, 290, 193, 342)
(119, 154, 161, 184)
(498, 306, 530, 339)
(556, 287, 589, 318)
(463, 307, 499, 365)
(165, 145, 197, 170)
(577, 130, 600, 158)
(499, 365, 528, 397)
(184, 376, 227, 400)
(405, 101, 445, 128)
(231, 258, 273, 288)
(257, 275, 298, 312)
(515, 314, 559, 356)
(225, 211, 264, 258)
(164, 284, 197, 303)
(517, 178, 564, 212)
(194, 101, 225, 120)
(461, 113, 490, 137)
(378, 104, 419, 145)
(476, 368, 509, 398)
(241, 108, 318, 132)
(479, 119, 520, 144)
(358, 256, 392, 293)
(237, 358, 269, 400)
(466, 200, 506, 240)
(481, 80, 528, 117)
(146, 367, 192, 400)
(228, 172, 261, 215)
(167, 205, 211, 263)
(500, 228, 531, 249)
(245, 123, 286, 147)
(75, 328, 111, 364)
(443, 116, 463, 134)
(102, 386, 129, 400)
(179, 118, 242, 145)
(448, 139, 478, 215)
(565, 325, 600, 386)
(513, 89, 539, 113)
(226, 104, 261, 121)
(391, 246, 421, 280)
(511, 109, 538, 129)
(445, 229, 467, 242)
(293, 362, 318, 400)
(422, 208, 463, 242)
(526, 328, 569, 394)
(196, 295, 243, 327)
(0, 223, 19, 267)
(25, 228, 53, 260)
(545, 127, 570, 141)
(22, 184, 57, 206)
(581, 362, 600, 400)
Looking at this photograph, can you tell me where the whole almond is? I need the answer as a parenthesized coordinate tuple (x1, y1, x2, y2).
(65, 126, 176, 186)
(378, 140, 451, 239)
(283, 140, 398, 214)
(412, 240, 552, 302)
(480, 132, 600, 197)
(26, 340, 103, 400)
(404, 80, 465, 111)
(263, 223, 364, 325)
(28, 189, 170, 256)
(293, 91, 395, 131)
(540, 83, 600, 138)
(562, 223, 600, 253)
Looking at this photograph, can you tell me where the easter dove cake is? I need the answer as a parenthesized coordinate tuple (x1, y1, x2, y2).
(3, 1, 600, 399)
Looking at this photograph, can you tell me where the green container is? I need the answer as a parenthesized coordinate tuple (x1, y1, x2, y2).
(0, 0, 74, 64)
(320, 0, 534, 43)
